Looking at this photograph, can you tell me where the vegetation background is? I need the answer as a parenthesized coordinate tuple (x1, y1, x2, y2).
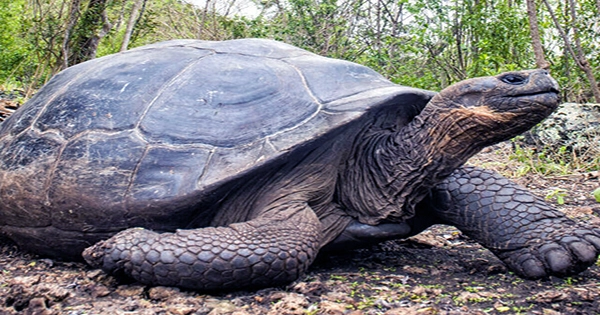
(0, 0, 598, 103)
(0, 2, 599, 314)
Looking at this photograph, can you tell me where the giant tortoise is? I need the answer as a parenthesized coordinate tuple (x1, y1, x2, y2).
(0, 39, 599, 291)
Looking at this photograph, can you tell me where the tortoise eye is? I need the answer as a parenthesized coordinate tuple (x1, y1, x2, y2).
(500, 74, 527, 85)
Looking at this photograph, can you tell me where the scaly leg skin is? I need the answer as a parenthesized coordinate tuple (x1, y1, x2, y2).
(430, 166, 600, 279)
(82, 205, 321, 291)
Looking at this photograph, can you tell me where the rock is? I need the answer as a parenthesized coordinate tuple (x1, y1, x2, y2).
(148, 286, 181, 301)
(11, 275, 41, 287)
(292, 280, 327, 296)
(266, 293, 309, 315)
(115, 285, 145, 297)
(527, 103, 600, 154)
(167, 305, 196, 315)
(36, 283, 71, 301)
(402, 266, 428, 275)
(86, 269, 104, 280)
(318, 300, 347, 314)
(323, 291, 355, 304)
(542, 309, 562, 315)
(533, 290, 568, 303)
(205, 299, 238, 315)
(90, 284, 111, 298)
(23, 297, 54, 315)
(384, 306, 436, 315)
(0, 99, 19, 121)
(408, 231, 448, 247)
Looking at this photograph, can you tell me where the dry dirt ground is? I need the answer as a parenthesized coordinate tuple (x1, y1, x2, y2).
(0, 90, 599, 315)
(1, 144, 599, 315)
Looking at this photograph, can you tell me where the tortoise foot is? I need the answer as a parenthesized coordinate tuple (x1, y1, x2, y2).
(495, 223, 600, 279)
(81, 206, 322, 290)
(431, 167, 600, 279)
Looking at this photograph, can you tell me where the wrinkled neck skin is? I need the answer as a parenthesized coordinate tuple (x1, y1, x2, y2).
(338, 97, 522, 225)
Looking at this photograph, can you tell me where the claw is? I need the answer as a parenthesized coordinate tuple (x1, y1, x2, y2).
(544, 248, 572, 275)
(569, 241, 597, 264)
(584, 234, 600, 250)
(520, 257, 545, 279)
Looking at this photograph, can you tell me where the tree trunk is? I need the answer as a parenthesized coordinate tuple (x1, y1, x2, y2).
(68, 0, 111, 66)
(525, 0, 550, 69)
(61, 0, 82, 70)
(543, 0, 600, 102)
(120, 0, 144, 52)
(565, 0, 600, 102)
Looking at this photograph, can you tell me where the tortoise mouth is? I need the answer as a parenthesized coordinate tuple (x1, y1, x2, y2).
(510, 88, 560, 107)
(513, 87, 560, 98)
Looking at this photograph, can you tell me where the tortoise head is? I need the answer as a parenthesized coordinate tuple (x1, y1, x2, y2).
(426, 69, 560, 145)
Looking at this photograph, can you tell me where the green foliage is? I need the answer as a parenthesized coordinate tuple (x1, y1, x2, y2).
(545, 188, 567, 205)
(509, 140, 572, 176)
(508, 134, 599, 179)
(592, 188, 600, 203)
(0, 0, 35, 86)
(0, 0, 598, 102)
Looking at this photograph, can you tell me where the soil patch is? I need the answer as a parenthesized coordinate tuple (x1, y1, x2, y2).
(1, 90, 599, 314)
(1, 144, 600, 315)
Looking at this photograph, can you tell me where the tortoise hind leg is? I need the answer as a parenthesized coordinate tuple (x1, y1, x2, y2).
(426, 166, 600, 279)
(83, 203, 321, 290)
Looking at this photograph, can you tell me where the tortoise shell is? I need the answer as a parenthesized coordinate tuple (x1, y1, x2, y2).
(0, 39, 434, 253)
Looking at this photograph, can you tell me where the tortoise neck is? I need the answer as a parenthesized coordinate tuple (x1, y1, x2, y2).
(338, 103, 490, 226)
(395, 105, 488, 178)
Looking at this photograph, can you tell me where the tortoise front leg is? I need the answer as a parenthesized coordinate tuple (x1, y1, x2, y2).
(82, 204, 321, 291)
(428, 166, 600, 279)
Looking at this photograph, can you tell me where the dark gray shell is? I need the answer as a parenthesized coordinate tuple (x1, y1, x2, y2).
(0, 39, 434, 234)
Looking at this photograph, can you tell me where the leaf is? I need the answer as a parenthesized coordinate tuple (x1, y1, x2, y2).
(495, 306, 511, 312)
(592, 187, 600, 203)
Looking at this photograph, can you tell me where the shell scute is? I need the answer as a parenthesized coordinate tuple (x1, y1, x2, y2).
(282, 55, 394, 104)
(0, 130, 61, 227)
(128, 146, 211, 202)
(48, 131, 147, 231)
(139, 53, 319, 147)
(34, 47, 212, 139)
(185, 38, 311, 59)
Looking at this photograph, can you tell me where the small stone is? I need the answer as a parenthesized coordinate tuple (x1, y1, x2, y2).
(91, 284, 111, 298)
(11, 275, 41, 287)
(292, 281, 326, 296)
(533, 290, 568, 303)
(402, 265, 428, 275)
(87, 269, 104, 280)
(167, 305, 196, 315)
(205, 300, 237, 315)
(148, 286, 181, 301)
(324, 291, 354, 304)
(318, 300, 347, 315)
(542, 309, 562, 315)
(266, 293, 308, 315)
(37, 283, 71, 301)
(25, 297, 54, 315)
(115, 285, 145, 297)
(411, 286, 427, 295)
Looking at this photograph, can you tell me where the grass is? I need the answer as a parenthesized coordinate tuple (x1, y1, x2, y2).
(509, 137, 599, 176)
